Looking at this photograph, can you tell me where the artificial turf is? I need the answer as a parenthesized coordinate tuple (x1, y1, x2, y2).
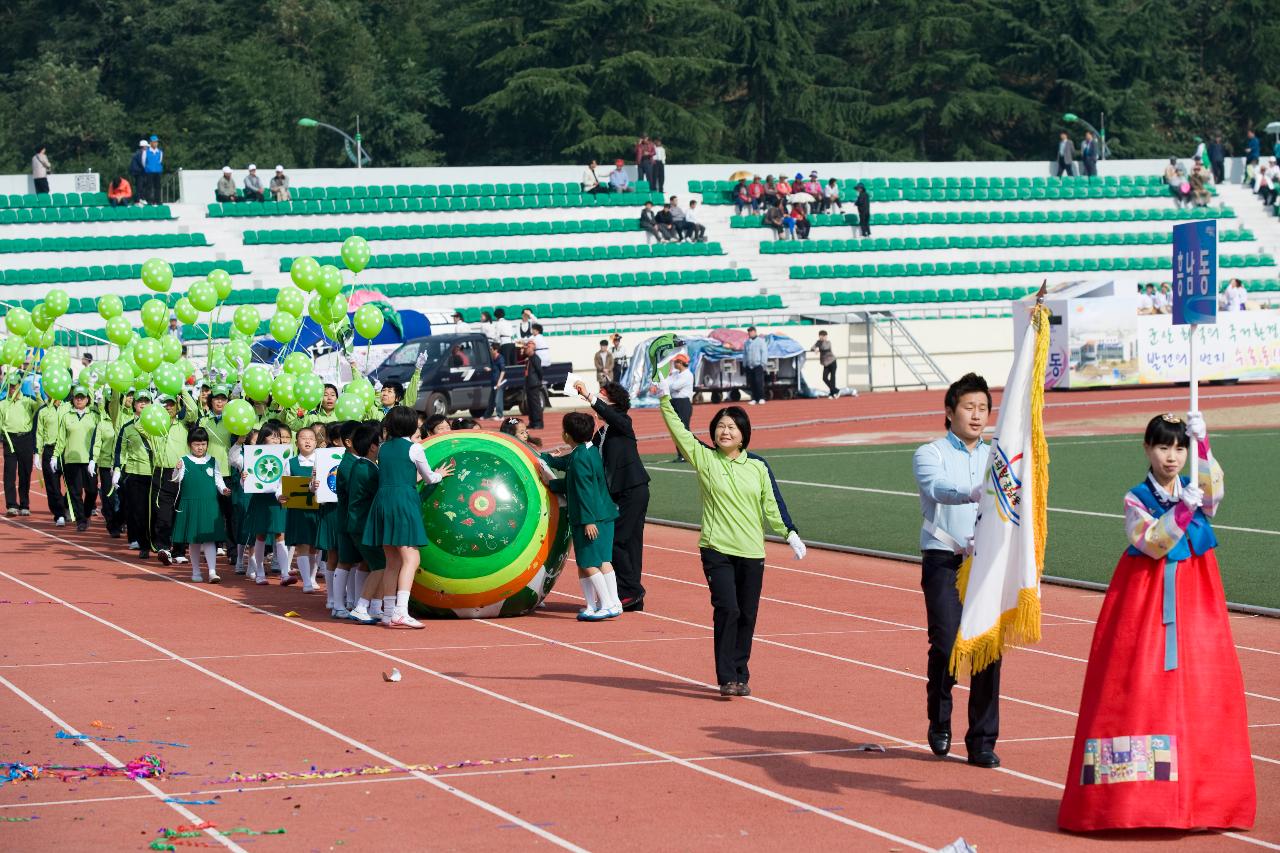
(643, 428, 1280, 610)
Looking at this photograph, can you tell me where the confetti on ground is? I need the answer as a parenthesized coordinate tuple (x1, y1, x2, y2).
(283, 611, 300, 618)
(89, 721, 107, 729)
(215, 753, 573, 784)
(57, 730, 188, 749)
(150, 823, 285, 851)
(1, 816, 39, 822)
(1, 753, 167, 786)
(163, 798, 217, 805)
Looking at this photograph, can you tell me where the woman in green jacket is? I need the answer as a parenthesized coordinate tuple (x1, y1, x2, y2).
(54, 386, 101, 531)
(1, 372, 40, 516)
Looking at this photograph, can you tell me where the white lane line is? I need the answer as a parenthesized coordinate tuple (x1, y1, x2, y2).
(0, 570, 586, 853)
(0, 522, 936, 852)
(0, 673, 245, 853)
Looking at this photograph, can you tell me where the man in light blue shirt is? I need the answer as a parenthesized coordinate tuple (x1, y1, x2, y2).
(911, 372, 1002, 769)
(742, 326, 769, 405)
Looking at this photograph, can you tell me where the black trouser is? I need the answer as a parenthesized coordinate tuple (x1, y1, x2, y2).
(795, 219, 811, 239)
(745, 365, 766, 403)
(34, 177, 50, 194)
(651, 161, 665, 193)
(1212, 161, 1225, 183)
(821, 362, 838, 396)
(525, 382, 544, 428)
(63, 462, 95, 524)
(611, 483, 649, 604)
(1082, 159, 1097, 177)
(638, 159, 652, 186)
(123, 473, 153, 552)
(701, 548, 765, 685)
(98, 467, 120, 534)
(151, 468, 177, 552)
(1056, 158, 1074, 177)
(3, 429, 35, 511)
(144, 173, 162, 204)
(40, 446, 66, 519)
(670, 397, 693, 460)
(921, 550, 1001, 754)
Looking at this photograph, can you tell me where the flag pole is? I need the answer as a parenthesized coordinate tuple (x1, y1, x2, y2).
(1189, 323, 1199, 483)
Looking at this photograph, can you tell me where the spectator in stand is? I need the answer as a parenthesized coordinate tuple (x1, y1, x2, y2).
(1164, 158, 1189, 207)
(270, 166, 291, 201)
(669, 196, 690, 241)
(789, 202, 811, 240)
(733, 179, 751, 215)
(651, 137, 666, 192)
(108, 176, 134, 207)
(743, 326, 769, 405)
(610, 334, 627, 382)
(1057, 131, 1075, 177)
(1256, 158, 1279, 207)
(764, 203, 786, 240)
(243, 165, 265, 202)
(129, 140, 148, 201)
(1157, 283, 1173, 313)
(639, 200, 662, 242)
(215, 166, 237, 202)
(517, 308, 537, 341)
(1223, 278, 1248, 312)
(855, 183, 871, 238)
(810, 330, 837, 398)
(31, 145, 51, 194)
(1081, 131, 1098, 178)
(581, 160, 605, 195)
(1189, 162, 1211, 206)
(685, 200, 706, 242)
(823, 178, 842, 213)
(1137, 284, 1158, 314)
(803, 172, 823, 203)
(775, 174, 792, 200)
(1244, 130, 1261, 179)
(654, 203, 676, 241)
(634, 134, 655, 186)
(763, 175, 779, 208)
(792, 173, 812, 213)
(143, 135, 164, 205)
(1208, 136, 1226, 184)
(608, 159, 632, 193)
(594, 340, 614, 387)
(748, 176, 765, 211)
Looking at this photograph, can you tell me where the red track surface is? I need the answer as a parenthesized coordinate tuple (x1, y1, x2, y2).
(1, 515, 1276, 851)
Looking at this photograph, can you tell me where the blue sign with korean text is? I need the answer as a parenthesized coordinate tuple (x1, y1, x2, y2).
(1171, 220, 1217, 326)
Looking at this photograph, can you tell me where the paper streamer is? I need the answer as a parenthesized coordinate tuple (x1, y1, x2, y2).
(216, 752, 572, 784)
(57, 730, 189, 749)
(1, 753, 166, 786)
(151, 823, 285, 851)
(163, 798, 217, 805)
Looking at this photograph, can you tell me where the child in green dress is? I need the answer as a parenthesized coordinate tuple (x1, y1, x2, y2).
(281, 426, 321, 593)
(365, 407, 455, 629)
(172, 426, 231, 583)
(542, 412, 622, 620)
(345, 423, 388, 625)
(237, 420, 292, 586)
(329, 422, 362, 618)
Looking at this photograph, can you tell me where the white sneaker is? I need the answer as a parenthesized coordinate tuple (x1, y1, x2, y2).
(190, 575, 203, 583)
(128, 540, 140, 549)
(175, 556, 189, 564)
(758, 400, 767, 406)
(55, 517, 66, 527)
(386, 613, 424, 629)
(207, 574, 220, 584)
(216, 547, 227, 556)
(747, 400, 757, 406)
(603, 605, 623, 619)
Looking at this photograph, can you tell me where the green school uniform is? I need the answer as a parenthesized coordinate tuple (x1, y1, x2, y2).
(313, 451, 344, 552)
(283, 454, 320, 546)
(543, 443, 619, 569)
(332, 452, 361, 564)
(0, 391, 39, 435)
(172, 455, 227, 544)
(346, 456, 386, 570)
(362, 437, 427, 547)
(197, 411, 233, 475)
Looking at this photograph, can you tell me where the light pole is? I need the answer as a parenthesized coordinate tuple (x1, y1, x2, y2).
(1063, 113, 1109, 160)
(297, 117, 371, 168)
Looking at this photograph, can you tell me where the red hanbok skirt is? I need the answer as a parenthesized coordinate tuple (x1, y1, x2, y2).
(1059, 549, 1255, 831)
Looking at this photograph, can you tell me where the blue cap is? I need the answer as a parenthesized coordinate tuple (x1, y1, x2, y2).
(149, 134, 158, 141)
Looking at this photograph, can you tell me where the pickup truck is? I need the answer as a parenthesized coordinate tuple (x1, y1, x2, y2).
(369, 333, 571, 418)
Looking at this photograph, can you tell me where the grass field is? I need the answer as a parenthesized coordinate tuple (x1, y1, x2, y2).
(643, 428, 1280, 610)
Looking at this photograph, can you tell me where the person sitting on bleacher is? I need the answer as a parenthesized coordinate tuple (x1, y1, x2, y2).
(270, 166, 291, 201)
(748, 176, 765, 211)
(684, 200, 707, 242)
(608, 160, 633, 193)
(733, 179, 751, 215)
(1163, 158, 1190, 207)
(654, 203, 676, 241)
(581, 160, 605, 195)
(243, 165, 265, 202)
(1188, 162, 1211, 207)
(763, 175, 779, 208)
(823, 178, 842, 213)
(108, 176, 134, 207)
(764, 203, 786, 240)
(788, 203, 811, 240)
(669, 196, 691, 240)
(216, 167, 238, 203)
(639, 200, 662, 242)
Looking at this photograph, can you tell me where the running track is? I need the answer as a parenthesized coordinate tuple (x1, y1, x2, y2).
(1, 517, 1276, 851)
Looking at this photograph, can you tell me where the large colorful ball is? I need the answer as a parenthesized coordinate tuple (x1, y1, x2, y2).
(45, 289, 70, 317)
(316, 265, 344, 298)
(141, 258, 173, 293)
(293, 373, 324, 409)
(140, 404, 171, 437)
(290, 256, 321, 291)
(352, 303, 384, 339)
(188, 280, 218, 312)
(283, 351, 312, 377)
(97, 294, 124, 321)
(223, 399, 256, 435)
(232, 305, 261, 337)
(4, 307, 32, 336)
(411, 432, 571, 618)
(341, 236, 371, 274)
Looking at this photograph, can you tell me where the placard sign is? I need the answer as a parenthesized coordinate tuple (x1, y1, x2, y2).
(1171, 220, 1218, 326)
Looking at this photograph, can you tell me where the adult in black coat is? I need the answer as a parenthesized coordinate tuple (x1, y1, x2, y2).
(575, 379, 649, 610)
(855, 183, 871, 238)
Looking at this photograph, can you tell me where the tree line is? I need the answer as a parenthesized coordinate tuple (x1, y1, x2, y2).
(0, 0, 1276, 179)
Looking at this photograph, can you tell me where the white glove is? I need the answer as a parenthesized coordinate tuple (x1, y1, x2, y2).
(964, 536, 975, 557)
(414, 351, 429, 371)
(654, 376, 672, 398)
(88, 461, 97, 477)
(50, 457, 59, 473)
(1180, 484, 1204, 510)
(787, 530, 806, 560)
(111, 469, 121, 490)
(969, 481, 985, 503)
(1186, 410, 1206, 441)
(373, 380, 384, 392)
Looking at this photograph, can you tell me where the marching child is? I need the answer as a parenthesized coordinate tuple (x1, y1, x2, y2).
(345, 423, 389, 625)
(541, 412, 622, 620)
(172, 426, 231, 583)
(313, 421, 348, 611)
(363, 407, 454, 629)
(237, 420, 292, 585)
(330, 422, 362, 617)
(282, 426, 321, 593)
(1059, 412, 1254, 831)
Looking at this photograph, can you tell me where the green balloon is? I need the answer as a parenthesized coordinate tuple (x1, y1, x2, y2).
(2, 336, 26, 366)
(188, 280, 217, 312)
(289, 256, 321, 291)
(135, 338, 163, 372)
(45, 289, 70, 317)
(316, 264, 344, 298)
(228, 327, 253, 344)
(341, 235, 371, 274)
(38, 328, 55, 348)
(269, 310, 300, 344)
(276, 287, 305, 317)
(223, 399, 256, 436)
(345, 376, 375, 405)
(41, 347, 69, 373)
(105, 316, 134, 347)
(233, 305, 261, 337)
(5, 307, 32, 336)
(97, 294, 124, 320)
(293, 373, 324, 409)
(307, 293, 332, 325)
(326, 294, 348, 322)
(153, 363, 183, 396)
(242, 364, 272, 402)
(42, 368, 72, 400)
(174, 297, 199, 326)
(140, 403, 171, 437)
(142, 298, 168, 332)
(177, 357, 195, 379)
(334, 392, 366, 421)
(283, 352, 312, 376)
(208, 268, 233, 301)
(106, 362, 133, 392)
(141, 258, 173, 293)
(353, 303, 385, 339)
(31, 303, 53, 331)
(226, 340, 252, 369)
(160, 334, 183, 363)
(24, 327, 42, 348)
(271, 373, 297, 407)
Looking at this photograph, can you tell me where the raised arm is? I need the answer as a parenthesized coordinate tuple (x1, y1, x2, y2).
(590, 398, 636, 439)
(659, 394, 712, 470)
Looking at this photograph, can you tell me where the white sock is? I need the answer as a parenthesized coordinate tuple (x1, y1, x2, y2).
(394, 590, 410, 618)
(307, 556, 318, 587)
(349, 569, 365, 610)
(297, 556, 312, 590)
(320, 561, 333, 606)
(382, 595, 395, 617)
(579, 576, 600, 612)
(331, 568, 349, 609)
(274, 541, 291, 578)
(369, 598, 383, 617)
(587, 573, 610, 613)
(189, 544, 202, 580)
(202, 543, 217, 577)
(602, 570, 620, 610)
(252, 539, 267, 580)
(352, 597, 371, 616)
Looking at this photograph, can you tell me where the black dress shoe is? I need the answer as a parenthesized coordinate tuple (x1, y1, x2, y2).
(718, 683, 736, 697)
(927, 728, 951, 756)
(966, 750, 1001, 768)
(734, 682, 752, 697)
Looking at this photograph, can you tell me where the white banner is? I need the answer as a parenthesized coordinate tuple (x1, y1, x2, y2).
(312, 448, 344, 504)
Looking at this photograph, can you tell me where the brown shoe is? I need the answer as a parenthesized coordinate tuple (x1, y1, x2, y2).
(734, 683, 752, 697)
(718, 683, 736, 697)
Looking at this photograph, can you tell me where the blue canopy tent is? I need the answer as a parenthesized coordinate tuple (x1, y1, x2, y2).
(252, 308, 430, 363)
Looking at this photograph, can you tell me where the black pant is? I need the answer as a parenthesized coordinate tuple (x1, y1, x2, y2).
(1056, 159, 1074, 177)
(40, 446, 66, 519)
(64, 462, 95, 524)
(638, 159, 653, 187)
(701, 548, 765, 685)
(745, 365, 766, 403)
(651, 161, 665, 193)
(821, 362, 838, 396)
(921, 550, 1001, 753)
(98, 467, 120, 534)
(34, 177, 50, 194)
(611, 484, 649, 604)
(670, 397, 693, 460)
(151, 468, 177, 551)
(1082, 159, 1097, 177)
(525, 381, 544, 428)
(143, 173, 162, 204)
(1212, 161, 1225, 183)
(3, 429, 35, 510)
(123, 473, 153, 552)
